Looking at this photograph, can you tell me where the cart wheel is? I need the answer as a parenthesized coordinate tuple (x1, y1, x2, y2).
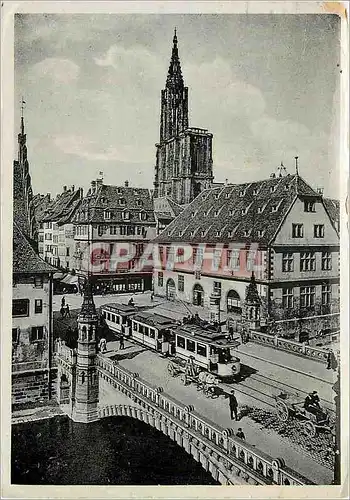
(180, 374, 188, 386)
(167, 362, 175, 377)
(275, 400, 289, 422)
(303, 420, 317, 438)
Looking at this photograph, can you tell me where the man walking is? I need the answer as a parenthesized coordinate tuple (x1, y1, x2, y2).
(65, 304, 71, 318)
(119, 336, 125, 350)
(236, 428, 245, 440)
(229, 390, 239, 421)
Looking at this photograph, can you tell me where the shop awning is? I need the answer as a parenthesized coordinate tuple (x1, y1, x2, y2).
(61, 274, 79, 286)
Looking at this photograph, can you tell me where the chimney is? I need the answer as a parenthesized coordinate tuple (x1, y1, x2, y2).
(70, 185, 75, 192)
(63, 185, 67, 192)
(79, 187, 84, 199)
(125, 180, 129, 188)
(47, 193, 51, 202)
(91, 180, 97, 194)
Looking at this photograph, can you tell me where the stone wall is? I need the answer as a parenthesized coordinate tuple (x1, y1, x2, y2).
(12, 371, 50, 407)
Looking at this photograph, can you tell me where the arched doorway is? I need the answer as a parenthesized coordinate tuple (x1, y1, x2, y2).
(227, 290, 241, 315)
(166, 278, 176, 301)
(193, 283, 204, 307)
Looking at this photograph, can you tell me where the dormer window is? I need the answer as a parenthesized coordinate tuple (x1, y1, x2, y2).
(201, 230, 206, 237)
(243, 229, 251, 237)
(241, 207, 248, 215)
(118, 198, 126, 206)
(191, 211, 197, 218)
(304, 201, 316, 213)
(214, 209, 220, 217)
(271, 204, 278, 213)
(122, 211, 130, 221)
(214, 193, 219, 199)
(229, 209, 235, 216)
(117, 188, 122, 194)
(104, 210, 111, 220)
(270, 186, 276, 193)
(258, 229, 265, 238)
(258, 205, 266, 214)
(239, 190, 245, 197)
(225, 192, 230, 199)
(190, 231, 194, 237)
(136, 199, 143, 207)
(139, 212, 148, 221)
(253, 188, 259, 195)
(228, 230, 233, 238)
(215, 230, 222, 237)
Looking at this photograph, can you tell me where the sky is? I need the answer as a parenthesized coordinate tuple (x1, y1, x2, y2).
(14, 13, 341, 198)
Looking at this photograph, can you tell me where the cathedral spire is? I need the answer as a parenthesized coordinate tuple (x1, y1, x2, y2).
(166, 28, 184, 87)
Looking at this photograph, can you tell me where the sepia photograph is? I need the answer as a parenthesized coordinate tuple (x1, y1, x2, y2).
(1, 2, 348, 497)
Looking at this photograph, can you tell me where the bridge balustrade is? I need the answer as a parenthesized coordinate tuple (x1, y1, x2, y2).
(96, 354, 312, 486)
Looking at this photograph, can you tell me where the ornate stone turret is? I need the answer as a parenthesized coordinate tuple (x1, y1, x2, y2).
(71, 281, 99, 423)
(242, 272, 261, 331)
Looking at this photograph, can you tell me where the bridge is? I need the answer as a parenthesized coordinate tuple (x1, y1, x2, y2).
(55, 340, 313, 486)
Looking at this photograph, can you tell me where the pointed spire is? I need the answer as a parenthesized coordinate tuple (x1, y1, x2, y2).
(166, 28, 184, 87)
(245, 271, 261, 304)
(20, 98, 26, 136)
(79, 279, 97, 320)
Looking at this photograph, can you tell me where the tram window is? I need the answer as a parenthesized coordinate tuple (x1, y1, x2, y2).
(133, 322, 137, 331)
(197, 343, 207, 357)
(140, 325, 145, 334)
(144, 326, 149, 336)
(116, 315, 120, 324)
(149, 328, 155, 339)
(186, 339, 195, 353)
(177, 336, 185, 349)
(158, 331, 163, 340)
(111, 314, 115, 323)
(107, 313, 111, 321)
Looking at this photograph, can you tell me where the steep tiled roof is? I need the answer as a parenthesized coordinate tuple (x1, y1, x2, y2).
(154, 196, 184, 221)
(74, 184, 156, 224)
(154, 174, 321, 245)
(323, 198, 340, 232)
(42, 189, 82, 225)
(32, 194, 53, 223)
(13, 223, 56, 274)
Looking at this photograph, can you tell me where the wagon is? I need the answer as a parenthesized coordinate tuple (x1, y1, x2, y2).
(274, 392, 332, 437)
(167, 356, 220, 398)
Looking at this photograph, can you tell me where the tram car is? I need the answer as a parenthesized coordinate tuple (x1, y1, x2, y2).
(171, 324, 241, 380)
(100, 303, 138, 337)
(100, 304, 241, 380)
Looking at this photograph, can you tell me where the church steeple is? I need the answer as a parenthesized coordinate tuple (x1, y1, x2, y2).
(166, 28, 184, 88)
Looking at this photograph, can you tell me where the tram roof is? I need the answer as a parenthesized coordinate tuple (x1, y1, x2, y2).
(173, 325, 240, 348)
(132, 312, 178, 329)
(101, 303, 137, 315)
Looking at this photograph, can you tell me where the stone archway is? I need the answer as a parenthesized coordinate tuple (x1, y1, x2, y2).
(166, 278, 176, 301)
(226, 290, 241, 315)
(193, 283, 204, 307)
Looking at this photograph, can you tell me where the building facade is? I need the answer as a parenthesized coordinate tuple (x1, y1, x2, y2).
(154, 30, 214, 205)
(73, 178, 157, 294)
(12, 115, 56, 407)
(40, 186, 83, 270)
(153, 171, 340, 342)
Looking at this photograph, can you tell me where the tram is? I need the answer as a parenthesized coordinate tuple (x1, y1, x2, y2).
(100, 303, 241, 380)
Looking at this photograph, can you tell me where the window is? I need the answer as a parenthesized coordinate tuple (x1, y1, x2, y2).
(193, 247, 204, 266)
(322, 251, 332, 271)
(282, 288, 294, 308)
(213, 249, 221, 270)
(270, 186, 276, 193)
(122, 211, 130, 221)
(45, 233, 52, 240)
(229, 209, 235, 216)
(12, 328, 19, 344)
(35, 299, 43, 314)
(136, 199, 143, 206)
(300, 252, 316, 272)
(110, 226, 118, 235)
(34, 276, 43, 288)
(104, 210, 111, 220)
(144, 326, 149, 336)
(314, 224, 324, 238)
(167, 246, 174, 263)
(53, 235, 58, 244)
(227, 290, 241, 313)
(31, 326, 44, 342)
(257, 230, 265, 238)
(292, 224, 304, 238)
(227, 249, 240, 270)
(98, 225, 106, 236)
(178, 275, 184, 292)
(214, 210, 219, 217)
(177, 336, 185, 349)
(322, 284, 331, 305)
(186, 339, 195, 352)
(12, 299, 29, 317)
(39, 234, 44, 242)
(118, 198, 126, 206)
(253, 188, 259, 195)
(176, 247, 184, 263)
(140, 212, 148, 221)
(282, 252, 294, 272)
(197, 343, 207, 357)
(304, 201, 316, 212)
(243, 229, 251, 237)
(133, 322, 137, 331)
(149, 328, 155, 339)
(300, 286, 315, 308)
(66, 247, 70, 257)
(271, 205, 278, 213)
(246, 251, 256, 271)
(158, 272, 163, 287)
(213, 281, 221, 294)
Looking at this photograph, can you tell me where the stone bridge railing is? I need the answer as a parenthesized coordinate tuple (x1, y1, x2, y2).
(96, 354, 312, 486)
(249, 331, 333, 363)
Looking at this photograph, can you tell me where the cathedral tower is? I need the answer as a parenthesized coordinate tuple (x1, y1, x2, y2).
(154, 30, 214, 205)
(71, 281, 99, 423)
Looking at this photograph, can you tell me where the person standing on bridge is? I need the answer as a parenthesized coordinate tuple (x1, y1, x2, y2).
(236, 428, 245, 440)
(119, 336, 125, 350)
(228, 390, 239, 421)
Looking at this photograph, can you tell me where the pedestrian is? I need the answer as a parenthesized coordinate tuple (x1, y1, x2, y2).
(60, 306, 65, 318)
(228, 327, 234, 341)
(236, 428, 245, 440)
(61, 296, 66, 308)
(311, 391, 321, 409)
(65, 304, 71, 318)
(119, 336, 125, 350)
(228, 390, 239, 421)
(99, 338, 107, 353)
(151, 292, 154, 302)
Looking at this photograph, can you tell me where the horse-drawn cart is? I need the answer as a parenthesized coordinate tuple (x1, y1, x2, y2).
(275, 392, 332, 437)
(167, 356, 219, 398)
